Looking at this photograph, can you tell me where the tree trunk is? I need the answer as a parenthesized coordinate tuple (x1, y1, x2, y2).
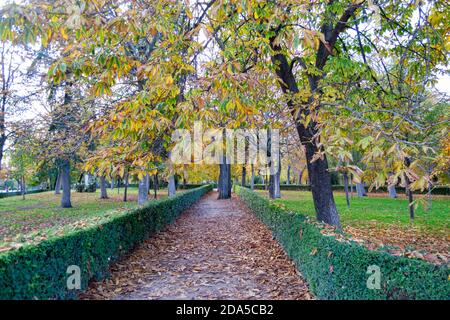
(54, 170, 62, 194)
(60, 159, 72, 208)
(270, 30, 347, 227)
(427, 180, 432, 211)
(408, 188, 414, 221)
(146, 174, 150, 195)
(153, 174, 158, 199)
(343, 172, 350, 208)
(304, 142, 340, 226)
(404, 173, 415, 221)
(183, 165, 187, 189)
(123, 171, 129, 202)
(298, 169, 304, 185)
(168, 175, 176, 197)
(21, 176, 26, 200)
(241, 166, 246, 186)
(350, 174, 354, 197)
(110, 177, 114, 190)
(268, 156, 281, 199)
(268, 130, 281, 199)
(356, 183, 366, 197)
(388, 184, 397, 198)
(268, 171, 281, 198)
(138, 177, 148, 205)
(250, 164, 255, 190)
(99, 176, 108, 199)
(286, 165, 291, 185)
(387, 172, 397, 198)
(218, 158, 231, 199)
(0, 135, 6, 171)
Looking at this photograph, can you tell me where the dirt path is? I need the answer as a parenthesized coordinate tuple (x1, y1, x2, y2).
(80, 191, 312, 300)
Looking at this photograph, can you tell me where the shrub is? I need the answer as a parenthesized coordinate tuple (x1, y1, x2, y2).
(0, 185, 212, 300)
(235, 186, 449, 300)
(74, 182, 97, 193)
(246, 184, 450, 195)
(0, 189, 46, 199)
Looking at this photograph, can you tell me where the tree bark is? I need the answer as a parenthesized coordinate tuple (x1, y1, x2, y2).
(241, 166, 246, 186)
(268, 139, 281, 199)
(343, 172, 350, 208)
(0, 135, 5, 171)
(21, 176, 26, 200)
(356, 183, 366, 197)
(269, 170, 281, 198)
(145, 174, 150, 195)
(60, 159, 72, 208)
(54, 170, 62, 194)
(404, 158, 414, 221)
(123, 171, 129, 202)
(99, 176, 108, 199)
(270, 44, 340, 226)
(153, 174, 158, 199)
(168, 175, 176, 197)
(250, 164, 255, 190)
(267, 3, 361, 227)
(110, 177, 114, 190)
(286, 165, 291, 185)
(387, 172, 397, 198)
(138, 177, 148, 205)
(183, 165, 187, 189)
(218, 157, 232, 199)
(298, 169, 304, 185)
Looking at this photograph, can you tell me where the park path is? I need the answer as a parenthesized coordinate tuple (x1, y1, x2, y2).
(79, 191, 312, 300)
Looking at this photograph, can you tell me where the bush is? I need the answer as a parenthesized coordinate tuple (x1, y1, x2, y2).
(0, 189, 46, 199)
(235, 186, 449, 300)
(0, 185, 212, 300)
(74, 182, 97, 193)
(247, 184, 450, 195)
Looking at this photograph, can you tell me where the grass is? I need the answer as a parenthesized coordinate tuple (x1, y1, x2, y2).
(256, 190, 450, 236)
(0, 187, 175, 239)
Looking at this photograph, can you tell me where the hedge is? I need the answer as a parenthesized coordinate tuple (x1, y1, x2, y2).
(247, 184, 450, 195)
(235, 186, 449, 300)
(0, 185, 212, 300)
(0, 189, 47, 199)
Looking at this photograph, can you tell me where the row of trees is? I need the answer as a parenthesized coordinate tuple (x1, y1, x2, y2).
(0, 0, 448, 227)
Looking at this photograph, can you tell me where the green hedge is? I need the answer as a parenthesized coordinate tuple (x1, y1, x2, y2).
(0, 189, 47, 199)
(235, 186, 449, 300)
(247, 184, 450, 195)
(0, 185, 212, 300)
(178, 183, 217, 190)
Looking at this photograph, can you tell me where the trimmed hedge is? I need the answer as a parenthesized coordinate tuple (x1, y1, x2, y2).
(0, 189, 46, 199)
(0, 185, 212, 300)
(247, 184, 450, 195)
(235, 186, 449, 300)
(178, 183, 217, 190)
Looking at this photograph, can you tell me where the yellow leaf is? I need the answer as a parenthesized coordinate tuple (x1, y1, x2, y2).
(60, 28, 68, 40)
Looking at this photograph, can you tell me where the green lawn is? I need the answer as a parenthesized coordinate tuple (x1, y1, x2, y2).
(0, 187, 174, 239)
(256, 190, 450, 236)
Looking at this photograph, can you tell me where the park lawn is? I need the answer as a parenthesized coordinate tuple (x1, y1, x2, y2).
(256, 190, 450, 263)
(256, 190, 450, 236)
(0, 187, 174, 240)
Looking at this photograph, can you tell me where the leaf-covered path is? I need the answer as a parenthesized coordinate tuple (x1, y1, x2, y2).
(80, 191, 312, 300)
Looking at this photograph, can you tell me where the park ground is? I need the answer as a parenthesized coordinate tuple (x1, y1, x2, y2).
(79, 192, 312, 300)
(0, 188, 448, 264)
(0, 188, 175, 248)
(256, 190, 449, 265)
